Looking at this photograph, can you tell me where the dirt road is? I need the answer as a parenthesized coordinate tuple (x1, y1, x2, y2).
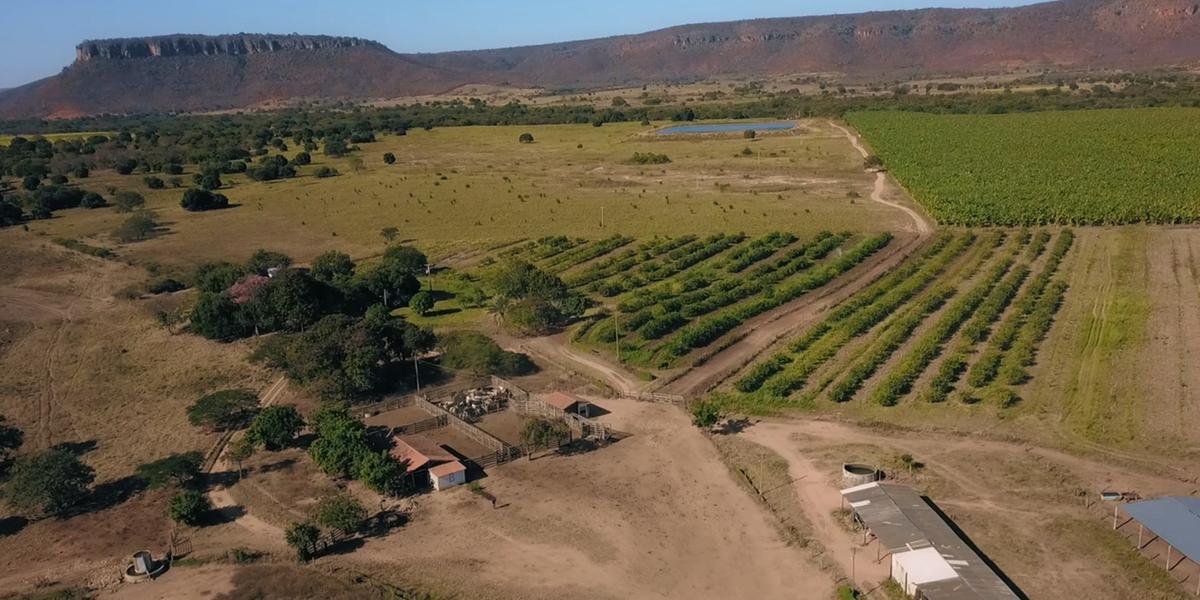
(828, 121, 933, 237)
(205, 376, 290, 540)
(517, 332, 645, 394)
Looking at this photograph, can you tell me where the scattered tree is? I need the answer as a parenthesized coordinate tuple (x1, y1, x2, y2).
(246, 249, 292, 275)
(864, 155, 884, 170)
(113, 210, 159, 242)
(293, 151, 311, 166)
(285, 521, 320, 562)
(382, 152, 396, 164)
(3, 449, 95, 517)
(180, 188, 230, 212)
(0, 415, 24, 478)
(313, 492, 367, 536)
(168, 490, 211, 526)
(112, 191, 145, 213)
(187, 389, 260, 431)
(136, 452, 202, 489)
(311, 250, 355, 285)
(143, 176, 165, 189)
(247, 405, 305, 451)
(518, 133, 534, 144)
(379, 226, 399, 243)
(743, 129, 757, 139)
(520, 417, 569, 449)
(227, 437, 255, 480)
(409, 291, 434, 316)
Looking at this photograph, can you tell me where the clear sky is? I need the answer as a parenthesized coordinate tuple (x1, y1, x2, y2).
(0, 0, 1041, 89)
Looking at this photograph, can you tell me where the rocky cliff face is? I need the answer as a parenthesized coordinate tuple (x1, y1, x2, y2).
(3, 0, 1200, 118)
(74, 34, 382, 63)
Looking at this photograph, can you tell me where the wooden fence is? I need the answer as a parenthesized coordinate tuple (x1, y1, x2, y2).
(620, 390, 689, 406)
(393, 414, 448, 436)
(414, 396, 521, 462)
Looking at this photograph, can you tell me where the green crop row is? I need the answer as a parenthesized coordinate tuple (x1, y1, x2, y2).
(725, 232, 798, 273)
(664, 233, 892, 357)
(735, 233, 975, 394)
(868, 256, 1015, 406)
(542, 235, 633, 273)
(829, 286, 955, 403)
(849, 109, 1200, 226)
(967, 230, 1074, 388)
(567, 236, 697, 289)
(997, 280, 1070, 385)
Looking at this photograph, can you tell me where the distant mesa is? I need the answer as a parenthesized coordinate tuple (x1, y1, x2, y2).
(2, 0, 1200, 118)
(74, 34, 383, 62)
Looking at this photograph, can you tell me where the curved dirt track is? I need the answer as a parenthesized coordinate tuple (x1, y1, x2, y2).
(828, 120, 933, 237)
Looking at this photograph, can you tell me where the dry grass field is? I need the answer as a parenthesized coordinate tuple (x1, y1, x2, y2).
(3, 112, 1200, 600)
(23, 119, 901, 274)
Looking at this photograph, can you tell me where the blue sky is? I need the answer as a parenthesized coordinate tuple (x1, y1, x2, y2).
(0, 0, 1040, 88)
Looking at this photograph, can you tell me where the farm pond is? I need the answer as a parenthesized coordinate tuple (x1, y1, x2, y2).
(655, 121, 795, 135)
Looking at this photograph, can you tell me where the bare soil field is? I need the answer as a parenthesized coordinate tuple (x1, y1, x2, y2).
(348, 396, 835, 600)
(738, 418, 1197, 600)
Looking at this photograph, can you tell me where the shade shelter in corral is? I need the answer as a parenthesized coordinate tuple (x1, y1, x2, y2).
(1119, 496, 1200, 596)
(540, 391, 593, 417)
(841, 482, 1019, 600)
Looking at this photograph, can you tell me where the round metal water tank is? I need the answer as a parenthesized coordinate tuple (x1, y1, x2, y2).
(842, 463, 881, 487)
(132, 551, 154, 575)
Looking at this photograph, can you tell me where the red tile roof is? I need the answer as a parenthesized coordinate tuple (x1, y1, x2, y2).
(391, 434, 456, 474)
(543, 391, 586, 411)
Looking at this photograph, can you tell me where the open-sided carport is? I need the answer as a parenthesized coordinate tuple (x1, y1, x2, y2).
(1118, 496, 1200, 596)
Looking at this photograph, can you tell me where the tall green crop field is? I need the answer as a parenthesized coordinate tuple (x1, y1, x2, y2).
(848, 108, 1200, 226)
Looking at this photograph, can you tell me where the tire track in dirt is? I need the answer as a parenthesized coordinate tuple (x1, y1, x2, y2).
(828, 120, 933, 237)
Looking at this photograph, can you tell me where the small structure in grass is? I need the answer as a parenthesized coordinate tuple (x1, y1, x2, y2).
(122, 550, 167, 582)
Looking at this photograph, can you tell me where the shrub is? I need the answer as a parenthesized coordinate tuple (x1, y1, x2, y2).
(293, 151, 311, 165)
(313, 492, 367, 535)
(689, 399, 722, 428)
(285, 522, 320, 561)
(168, 490, 211, 525)
(113, 210, 160, 242)
(520, 417, 569, 448)
(143, 176, 165, 189)
(180, 188, 230, 212)
(383, 152, 396, 164)
(147, 277, 185, 294)
(630, 152, 671, 165)
(439, 331, 536, 377)
(518, 133, 534, 144)
(314, 166, 339, 178)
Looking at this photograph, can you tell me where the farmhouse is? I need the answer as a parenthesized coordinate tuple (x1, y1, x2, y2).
(841, 482, 1018, 600)
(541, 391, 592, 417)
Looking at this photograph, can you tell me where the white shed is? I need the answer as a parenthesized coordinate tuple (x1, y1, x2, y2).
(891, 547, 959, 596)
(429, 460, 467, 491)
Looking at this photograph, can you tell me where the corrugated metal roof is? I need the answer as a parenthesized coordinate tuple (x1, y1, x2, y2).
(842, 482, 1019, 600)
(1124, 497, 1200, 563)
(542, 391, 585, 411)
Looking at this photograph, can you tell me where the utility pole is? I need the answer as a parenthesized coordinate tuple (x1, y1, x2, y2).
(414, 356, 421, 392)
(614, 313, 621, 363)
(600, 206, 605, 229)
